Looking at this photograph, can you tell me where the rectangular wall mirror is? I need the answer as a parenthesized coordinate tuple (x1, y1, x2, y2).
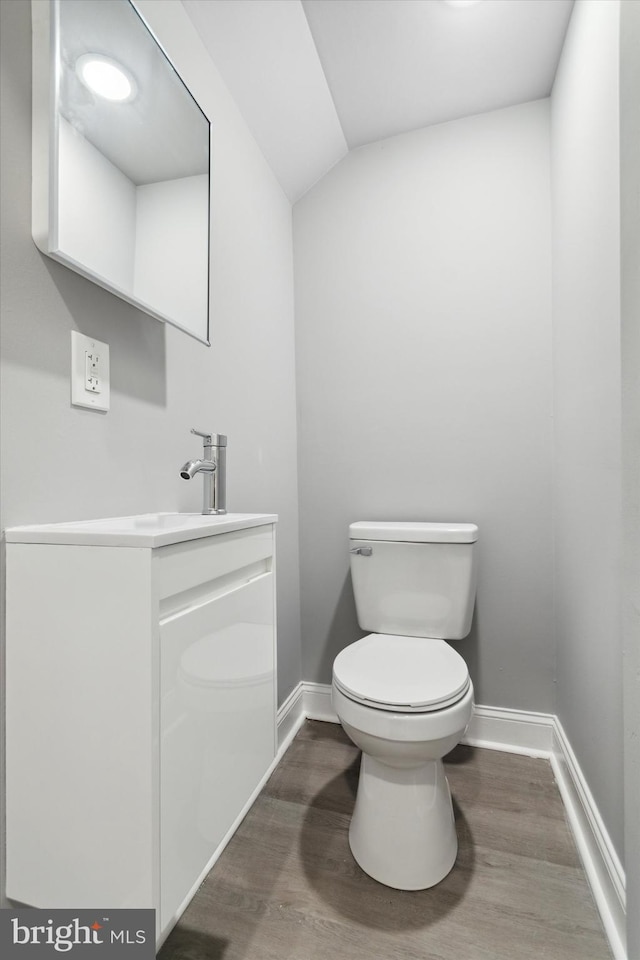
(32, 0, 211, 345)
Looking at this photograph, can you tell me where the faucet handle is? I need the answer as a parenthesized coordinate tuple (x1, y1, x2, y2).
(191, 428, 227, 447)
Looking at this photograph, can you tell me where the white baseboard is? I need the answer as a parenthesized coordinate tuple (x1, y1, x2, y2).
(294, 686, 557, 758)
(551, 719, 626, 960)
(276, 683, 626, 959)
(463, 703, 555, 757)
(302, 681, 338, 722)
(276, 682, 307, 752)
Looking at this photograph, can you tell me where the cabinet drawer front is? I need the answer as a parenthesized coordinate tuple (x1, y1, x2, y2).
(159, 571, 275, 930)
(155, 524, 274, 599)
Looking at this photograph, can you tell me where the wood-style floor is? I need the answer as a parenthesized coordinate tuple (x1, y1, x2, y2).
(160, 720, 612, 960)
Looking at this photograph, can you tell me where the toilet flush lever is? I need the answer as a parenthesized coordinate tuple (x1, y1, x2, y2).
(350, 546, 373, 556)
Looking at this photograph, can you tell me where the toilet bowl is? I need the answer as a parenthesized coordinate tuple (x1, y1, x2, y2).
(332, 521, 478, 890)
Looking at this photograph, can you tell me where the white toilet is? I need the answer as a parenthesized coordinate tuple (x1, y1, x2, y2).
(332, 520, 478, 891)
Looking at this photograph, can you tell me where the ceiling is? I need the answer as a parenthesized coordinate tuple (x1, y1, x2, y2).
(182, 0, 575, 202)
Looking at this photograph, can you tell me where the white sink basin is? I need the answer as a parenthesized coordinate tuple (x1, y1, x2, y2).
(5, 512, 277, 548)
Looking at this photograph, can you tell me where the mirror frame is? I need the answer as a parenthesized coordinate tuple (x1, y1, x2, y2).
(31, 0, 212, 345)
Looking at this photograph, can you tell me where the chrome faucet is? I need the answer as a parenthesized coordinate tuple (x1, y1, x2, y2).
(180, 428, 227, 515)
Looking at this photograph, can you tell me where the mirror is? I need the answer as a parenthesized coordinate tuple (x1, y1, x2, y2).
(32, 0, 211, 344)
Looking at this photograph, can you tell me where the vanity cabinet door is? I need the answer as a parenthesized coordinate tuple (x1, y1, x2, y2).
(159, 569, 276, 930)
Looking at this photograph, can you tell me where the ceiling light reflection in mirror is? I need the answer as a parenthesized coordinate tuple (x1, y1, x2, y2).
(75, 53, 136, 102)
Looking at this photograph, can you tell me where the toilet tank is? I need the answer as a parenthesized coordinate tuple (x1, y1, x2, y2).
(349, 521, 478, 640)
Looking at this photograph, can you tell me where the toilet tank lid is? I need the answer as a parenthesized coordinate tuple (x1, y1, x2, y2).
(349, 521, 478, 543)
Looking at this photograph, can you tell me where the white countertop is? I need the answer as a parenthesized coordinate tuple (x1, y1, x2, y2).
(4, 512, 277, 548)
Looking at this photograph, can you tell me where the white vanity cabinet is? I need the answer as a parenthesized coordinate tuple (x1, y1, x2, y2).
(5, 514, 277, 941)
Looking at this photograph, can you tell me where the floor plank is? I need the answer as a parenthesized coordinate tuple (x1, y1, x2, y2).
(160, 721, 612, 960)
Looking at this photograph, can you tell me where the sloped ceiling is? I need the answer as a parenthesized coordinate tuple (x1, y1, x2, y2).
(182, 0, 574, 202)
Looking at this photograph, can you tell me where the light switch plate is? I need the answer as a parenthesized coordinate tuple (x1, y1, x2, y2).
(71, 331, 110, 411)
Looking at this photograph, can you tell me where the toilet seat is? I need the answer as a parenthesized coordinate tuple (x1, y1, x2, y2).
(333, 634, 470, 713)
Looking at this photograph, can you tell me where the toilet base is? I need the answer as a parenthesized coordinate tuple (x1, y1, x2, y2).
(349, 753, 458, 890)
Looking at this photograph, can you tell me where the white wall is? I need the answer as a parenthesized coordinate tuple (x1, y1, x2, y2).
(293, 100, 555, 711)
(0, 0, 301, 903)
(58, 116, 136, 290)
(134, 174, 209, 333)
(550, 0, 624, 864)
(620, 1, 640, 951)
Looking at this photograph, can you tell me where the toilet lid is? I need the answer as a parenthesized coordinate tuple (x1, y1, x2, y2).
(333, 634, 470, 712)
